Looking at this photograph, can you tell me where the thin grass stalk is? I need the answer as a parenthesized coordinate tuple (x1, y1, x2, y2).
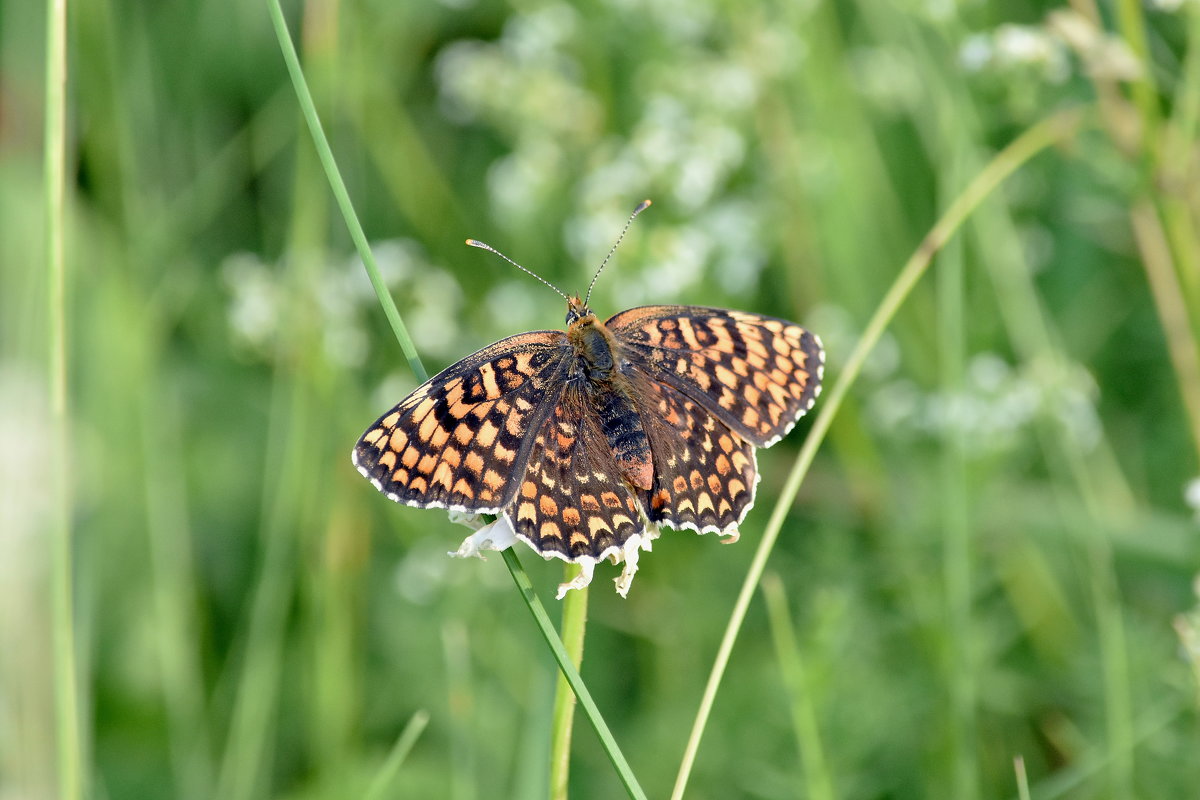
(761, 573, 835, 800)
(364, 710, 431, 800)
(669, 108, 1087, 800)
(550, 564, 589, 800)
(266, 0, 426, 383)
(937, 163, 977, 800)
(44, 0, 83, 797)
(503, 551, 648, 800)
(266, 5, 645, 796)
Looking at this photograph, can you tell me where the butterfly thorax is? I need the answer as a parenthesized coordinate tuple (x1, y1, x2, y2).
(565, 298, 655, 491)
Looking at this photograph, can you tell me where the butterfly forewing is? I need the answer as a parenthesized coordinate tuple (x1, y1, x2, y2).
(606, 306, 824, 447)
(353, 331, 570, 513)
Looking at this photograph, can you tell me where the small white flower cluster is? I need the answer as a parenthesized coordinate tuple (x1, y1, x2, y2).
(220, 239, 466, 368)
(433, 0, 791, 308)
(959, 24, 1071, 84)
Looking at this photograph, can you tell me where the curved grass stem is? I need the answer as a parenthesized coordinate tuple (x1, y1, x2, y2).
(669, 107, 1089, 800)
(267, 4, 644, 796)
(550, 564, 590, 800)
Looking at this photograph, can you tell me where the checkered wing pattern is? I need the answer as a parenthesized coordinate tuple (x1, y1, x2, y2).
(509, 385, 643, 561)
(634, 377, 759, 535)
(353, 332, 570, 513)
(607, 306, 824, 447)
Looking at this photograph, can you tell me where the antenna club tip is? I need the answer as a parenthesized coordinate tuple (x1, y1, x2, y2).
(636, 199, 652, 212)
(465, 239, 484, 248)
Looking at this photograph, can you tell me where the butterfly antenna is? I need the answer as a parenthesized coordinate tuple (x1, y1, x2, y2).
(584, 199, 652, 305)
(465, 239, 570, 301)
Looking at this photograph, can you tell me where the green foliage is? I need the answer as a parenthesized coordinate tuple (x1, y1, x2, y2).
(4, 0, 1200, 798)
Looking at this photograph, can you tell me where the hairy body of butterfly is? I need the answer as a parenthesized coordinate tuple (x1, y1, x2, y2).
(353, 293, 824, 590)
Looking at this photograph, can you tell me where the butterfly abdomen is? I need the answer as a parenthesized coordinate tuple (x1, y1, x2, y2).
(568, 313, 654, 491)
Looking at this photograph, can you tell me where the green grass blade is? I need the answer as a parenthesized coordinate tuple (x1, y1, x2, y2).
(266, 0, 427, 383)
(669, 108, 1089, 800)
(364, 709, 431, 800)
(44, 0, 83, 797)
(502, 550, 647, 800)
(550, 564, 589, 800)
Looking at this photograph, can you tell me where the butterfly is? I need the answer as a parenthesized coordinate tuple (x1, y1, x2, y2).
(353, 201, 824, 597)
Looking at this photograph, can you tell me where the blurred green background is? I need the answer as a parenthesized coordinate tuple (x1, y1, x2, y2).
(4, 0, 1200, 798)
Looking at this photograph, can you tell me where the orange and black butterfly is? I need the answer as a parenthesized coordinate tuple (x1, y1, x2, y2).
(353, 201, 823, 596)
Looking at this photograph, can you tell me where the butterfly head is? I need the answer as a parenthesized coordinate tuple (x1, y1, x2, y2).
(565, 295, 595, 327)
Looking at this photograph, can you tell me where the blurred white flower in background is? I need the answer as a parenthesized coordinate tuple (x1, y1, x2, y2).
(1185, 478, 1200, 521)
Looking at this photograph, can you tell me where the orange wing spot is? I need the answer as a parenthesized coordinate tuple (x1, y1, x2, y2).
(562, 507, 581, 526)
(580, 494, 600, 511)
(382, 411, 401, 427)
(540, 521, 562, 540)
(494, 399, 512, 415)
(417, 410, 439, 443)
(728, 478, 746, 498)
(483, 469, 505, 491)
(611, 513, 634, 530)
(745, 338, 770, 359)
(514, 396, 534, 412)
(718, 388, 737, 410)
(401, 447, 420, 468)
(378, 450, 397, 470)
(363, 428, 385, 445)
(651, 489, 670, 510)
(432, 461, 454, 490)
(391, 468, 409, 484)
(762, 319, 785, 333)
(453, 423, 474, 446)
(409, 476, 428, 494)
(571, 532, 591, 549)
(678, 317, 701, 349)
(775, 354, 794, 373)
(718, 498, 732, 516)
(494, 443, 516, 464)
(768, 404, 783, 425)
(417, 454, 437, 475)
(707, 474, 723, 494)
(770, 369, 790, 386)
(696, 493, 715, 514)
(675, 497, 695, 513)
(540, 495, 558, 516)
(387, 428, 406, 452)
(732, 450, 751, 473)
(477, 419, 500, 448)
(441, 447, 460, 470)
(478, 362, 500, 398)
(600, 491, 622, 508)
(742, 407, 760, 428)
(715, 454, 731, 475)
(675, 358, 690, 375)
(689, 470, 704, 489)
(518, 502, 536, 522)
(429, 425, 451, 449)
(556, 433, 574, 450)
(505, 412, 525, 437)
(452, 478, 474, 499)
(464, 451, 485, 476)
(744, 384, 762, 406)
(714, 364, 737, 390)
(673, 475, 688, 493)
(522, 480, 537, 498)
(772, 335, 791, 355)
(495, 356, 514, 369)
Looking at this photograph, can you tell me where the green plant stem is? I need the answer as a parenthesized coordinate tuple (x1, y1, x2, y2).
(550, 564, 589, 800)
(45, 0, 82, 797)
(266, 0, 427, 383)
(266, 7, 642, 795)
(364, 710, 431, 800)
(761, 573, 835, 800)
(503, 551, 647, 800)
(669, 108, 1087, 800)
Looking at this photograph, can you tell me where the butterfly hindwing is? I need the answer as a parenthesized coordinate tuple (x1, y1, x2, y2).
(633, 377, 759, 534)
(506, 384, 643, 560)
(353, 331, 570, 513)
(606, 305, 824, 447)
